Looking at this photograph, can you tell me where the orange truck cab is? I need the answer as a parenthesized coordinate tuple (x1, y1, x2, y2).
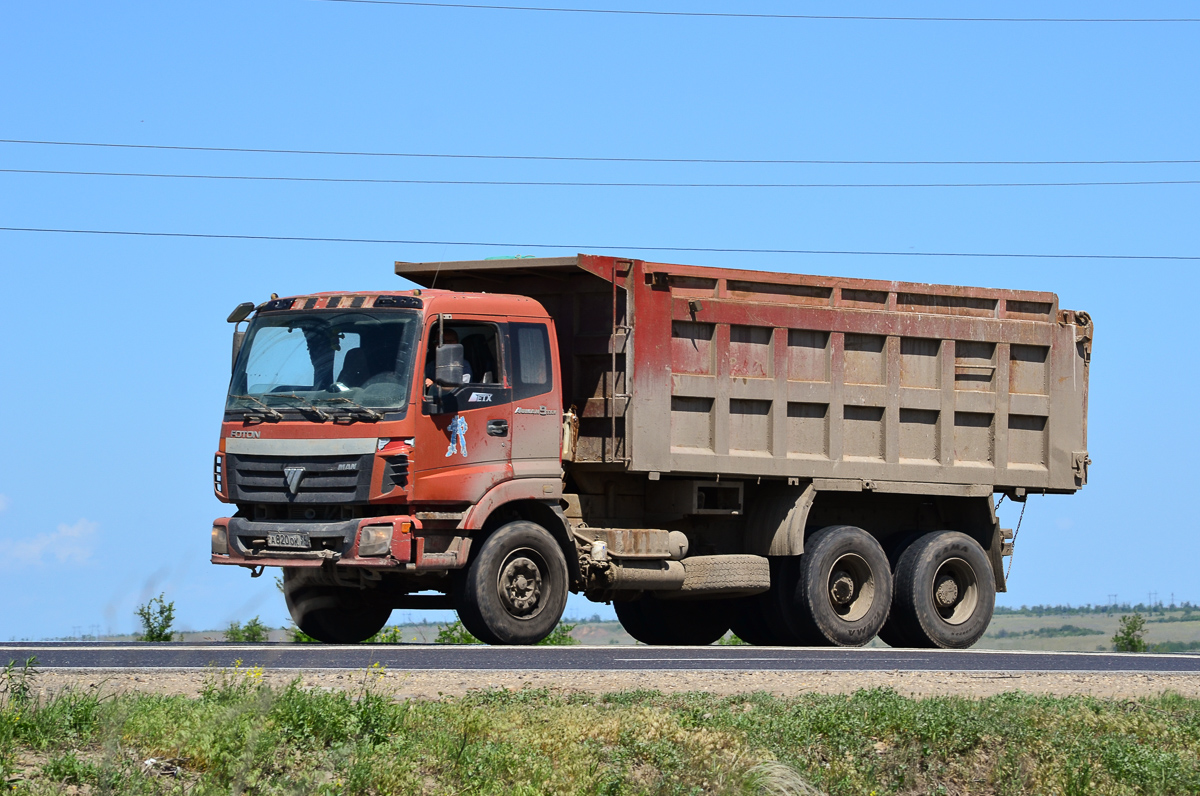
(213, 289, 573, 644)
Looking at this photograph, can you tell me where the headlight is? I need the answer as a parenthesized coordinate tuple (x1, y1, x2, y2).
(211, 525, 228, 556)
(358, 525, 393, 557)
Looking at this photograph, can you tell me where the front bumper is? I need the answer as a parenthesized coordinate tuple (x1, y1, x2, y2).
(210, 515, 470, 570)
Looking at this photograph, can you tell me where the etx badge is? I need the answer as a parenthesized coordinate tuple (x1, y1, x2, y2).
(445, 415, 468, 457)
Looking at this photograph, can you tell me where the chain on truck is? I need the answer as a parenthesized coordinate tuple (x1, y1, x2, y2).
(211, 254, 1092, 647)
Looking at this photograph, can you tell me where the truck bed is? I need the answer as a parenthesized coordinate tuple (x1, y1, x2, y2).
(396, 255, 1091, 495)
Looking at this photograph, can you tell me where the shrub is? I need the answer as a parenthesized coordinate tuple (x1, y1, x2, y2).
(0, 657, 37, 706)
(288, 625, 320, 642)
(537, 622, 579, 646)
(1112, 613, 1147, 652)
(42, 751, 96, 784)
(135, 593, 176, 642)
(433, 619, 576, 645)
(225, 616, 270, 642)
(435, 621, 481, 644)
(1149, 640, 1200, 653)
(366, 626, 407, 644)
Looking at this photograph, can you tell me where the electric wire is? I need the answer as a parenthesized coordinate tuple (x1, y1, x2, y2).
(2, 226, 1197, 260)
(5, 168, 1198, 189)
(3, 138, 1196, 166)
(306, 1, 1200, 23)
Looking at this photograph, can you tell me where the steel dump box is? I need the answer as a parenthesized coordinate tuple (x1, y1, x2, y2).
(396, 255, 1091, 495)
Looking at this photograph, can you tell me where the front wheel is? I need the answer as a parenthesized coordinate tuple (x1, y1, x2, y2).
(890, 531, 996, 649)
(454, 521, 569, 645)
(283, 569, 392, 644)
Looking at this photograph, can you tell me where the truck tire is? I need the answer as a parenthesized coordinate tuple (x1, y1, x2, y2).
(283, 569, 392, 644)
(876, 613, 916, 648)
(454, 520, 569, 645)
(729, 559, 808, 645)
(679, 554, 770, 595)
(614, 595, 733, 646)
(789, 525, 892, 647)
(890, 531, 995, 649)
(877, 532, 921, 648)
(728, 595, 780, 645)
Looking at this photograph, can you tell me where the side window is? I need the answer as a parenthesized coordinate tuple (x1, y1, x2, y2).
(423, 322, 503, 389)
(511, 322, 553, 401)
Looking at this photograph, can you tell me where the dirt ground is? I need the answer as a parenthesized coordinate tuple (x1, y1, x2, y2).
(29, 667, 1200, 701)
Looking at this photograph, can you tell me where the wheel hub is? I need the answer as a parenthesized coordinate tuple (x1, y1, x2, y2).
(499, 556, 543, 616)
(826, 552, 875, 622)
(829, 570, 857, 605)
(934, 574, 960, 608)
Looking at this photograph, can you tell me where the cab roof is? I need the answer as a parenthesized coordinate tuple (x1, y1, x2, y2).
(254, 288, 549, 319)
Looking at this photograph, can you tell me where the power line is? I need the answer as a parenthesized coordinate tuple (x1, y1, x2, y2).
(5, 167, 1199, 189)
(307, 1, 1200, 23)
(3, 226, 1198, 260)
(4, 138, 1196, 166)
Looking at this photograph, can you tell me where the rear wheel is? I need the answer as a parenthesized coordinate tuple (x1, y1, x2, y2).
(614, 595, 733, 646)
(890, 531, 995, 649)
(728, 595, 780, 645)
(454, 521, 569, 645)
(789, 526, 892, 647)
(730, 559, 809, 645)
(877, 532, 921, 648)
(283, 569, 392, 644)
(876, 614, 915, 648)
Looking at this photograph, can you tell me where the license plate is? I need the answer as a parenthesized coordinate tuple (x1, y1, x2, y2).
(268, 532, 310, 550)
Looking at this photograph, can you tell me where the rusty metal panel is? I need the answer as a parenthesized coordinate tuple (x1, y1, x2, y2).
(394, 255, 1090, 495)
(572, 528, 671, 559)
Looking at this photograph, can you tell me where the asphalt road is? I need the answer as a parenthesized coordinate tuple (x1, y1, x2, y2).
(3, 643, 1199, 673)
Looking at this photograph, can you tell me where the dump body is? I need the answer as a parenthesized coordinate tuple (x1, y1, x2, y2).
(395, 255, 1092, 496)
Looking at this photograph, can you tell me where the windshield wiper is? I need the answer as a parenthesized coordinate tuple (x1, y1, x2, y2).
(229, 394, 284, 424)
(315, 397, 384, 423)
(262, 393, 333, 422)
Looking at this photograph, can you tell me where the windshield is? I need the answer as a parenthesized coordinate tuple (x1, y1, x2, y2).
(227, 310, 420, 414)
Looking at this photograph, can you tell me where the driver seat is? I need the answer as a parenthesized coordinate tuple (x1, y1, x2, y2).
(337, 348, 369, 387)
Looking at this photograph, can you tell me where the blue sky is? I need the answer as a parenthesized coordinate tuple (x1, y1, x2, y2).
(1, 1, 1197, 638)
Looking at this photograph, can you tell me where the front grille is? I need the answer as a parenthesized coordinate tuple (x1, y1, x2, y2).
(226, 453, 373, 503)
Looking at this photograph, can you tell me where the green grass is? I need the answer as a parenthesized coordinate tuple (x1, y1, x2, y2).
(3, 662, 1200, 794)
(1149, 641, 1200, 653)
(989, 624, 1106, 639)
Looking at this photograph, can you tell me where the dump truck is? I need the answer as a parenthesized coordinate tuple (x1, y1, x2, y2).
(211, 254, 1092, 648)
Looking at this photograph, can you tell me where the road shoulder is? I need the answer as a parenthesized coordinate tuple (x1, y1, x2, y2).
(29, 667, 1200, 700)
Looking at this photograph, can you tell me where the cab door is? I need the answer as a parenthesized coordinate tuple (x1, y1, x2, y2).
(507, 319, 563, 481)
(411, 318, 512, 503)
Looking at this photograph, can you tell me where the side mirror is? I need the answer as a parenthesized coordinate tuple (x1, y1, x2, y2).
(227, 302, 255, 324)
(434, 343, 465, 388)
(231, 329, 247, 371)
(227, 302, 254, 372)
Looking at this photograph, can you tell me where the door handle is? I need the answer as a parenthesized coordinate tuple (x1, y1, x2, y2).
(487, 419, 509, 437)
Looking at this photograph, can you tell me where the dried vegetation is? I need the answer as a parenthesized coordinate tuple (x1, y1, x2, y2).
(2, 658, 1199, 795)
